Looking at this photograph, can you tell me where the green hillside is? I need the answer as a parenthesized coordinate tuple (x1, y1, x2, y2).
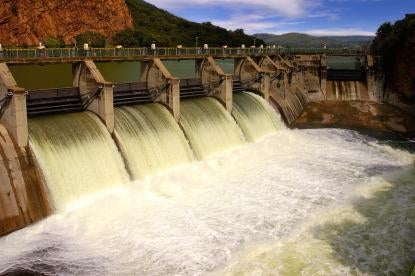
(114, 0, 264, 47)
(254, 33, 373, 48)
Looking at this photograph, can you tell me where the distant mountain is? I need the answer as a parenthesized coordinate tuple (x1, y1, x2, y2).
(254, 33, 373, 48)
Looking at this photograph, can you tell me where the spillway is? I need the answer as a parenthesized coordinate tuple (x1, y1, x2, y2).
(180, 97, 245, 159)
(232, 92, 284, 141)
(326, 80, 369, 101)
(29, 112, 130, 211)
(114, 103, 194, 179)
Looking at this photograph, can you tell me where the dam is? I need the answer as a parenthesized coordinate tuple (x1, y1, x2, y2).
(0, 47, 414, 275)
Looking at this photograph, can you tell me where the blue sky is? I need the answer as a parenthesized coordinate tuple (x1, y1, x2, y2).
(145, 0, 414, 36)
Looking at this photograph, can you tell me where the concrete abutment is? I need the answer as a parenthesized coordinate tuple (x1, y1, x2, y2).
(0, 63, 28, 148)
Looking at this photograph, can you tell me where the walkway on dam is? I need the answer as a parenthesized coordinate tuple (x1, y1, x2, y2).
(0, 47, 369, 64)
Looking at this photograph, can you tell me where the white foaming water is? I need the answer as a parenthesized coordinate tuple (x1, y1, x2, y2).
(28, 112, 130, 211)
(180, 97, 245, 159)
(0, 129, 414, 275)
(232, 92, 284, 142)
(114, 103, 194, 179)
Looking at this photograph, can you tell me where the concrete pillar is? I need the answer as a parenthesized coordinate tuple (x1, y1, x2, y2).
(273, 55, 295, 72)
(0, 63, 28, 148)
(166, 78, 180, 121)
(320, 54, 327, 96)
(141, 58, 180, 121)
(234, 56, 270, 101)
(365, 55, 380, 102)
(196, 57, 233, 112)
(258, 56, 289, 101)
(72, 60, 114, 132)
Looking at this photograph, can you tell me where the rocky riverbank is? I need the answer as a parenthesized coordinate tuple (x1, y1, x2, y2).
(292, 101, 415, 138)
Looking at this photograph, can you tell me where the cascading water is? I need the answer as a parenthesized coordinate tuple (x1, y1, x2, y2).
(326, 80, 369, 101)
(1, 128, 413, 275)
(179, 97, 245, 159)
(114, 103, 194, 179)
(232, 92, 284, 141)
(28, 112, 130, 211)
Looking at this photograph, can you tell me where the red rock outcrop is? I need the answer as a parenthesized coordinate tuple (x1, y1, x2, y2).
(0, 0, 133, 46)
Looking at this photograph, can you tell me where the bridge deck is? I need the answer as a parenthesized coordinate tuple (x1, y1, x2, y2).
(0, 47, 370, 64)
(327, 69, 366, 81)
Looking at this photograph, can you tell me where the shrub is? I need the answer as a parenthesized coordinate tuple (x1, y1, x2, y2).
(44, 37, 64, 48)
(75, 32, 106, 48)
(112, 29, 143, 47)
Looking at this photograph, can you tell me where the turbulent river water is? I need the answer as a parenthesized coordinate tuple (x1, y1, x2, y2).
(0, 127, 414, 275)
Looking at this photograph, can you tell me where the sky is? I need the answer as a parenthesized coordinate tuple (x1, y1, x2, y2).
(145, 0, 414, 36)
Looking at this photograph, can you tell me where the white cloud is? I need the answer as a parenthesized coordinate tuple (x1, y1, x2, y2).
(301, 28, 375, 36)
(211, 15, 304, 34)
(146, 0, 315, 17)
(145, 0, 376, 37)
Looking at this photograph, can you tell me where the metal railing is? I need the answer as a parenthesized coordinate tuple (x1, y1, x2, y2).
(0, 47, 369, 60)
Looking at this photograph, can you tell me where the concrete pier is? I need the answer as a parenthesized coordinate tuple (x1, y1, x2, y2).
(196, 57, 232, 111)
(234, 56, 270, 101)
(320, 55, 328, 96)
(73, 60, 115, 132)
(141, 58, 180, 121)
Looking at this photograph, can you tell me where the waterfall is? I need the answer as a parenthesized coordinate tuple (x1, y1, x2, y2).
(114, 103, 194, 179)
(180, 97, 245, 159)
(29, 112, 130, 211)
(232, 92, 284, 142)
(326, 80, 369, 101)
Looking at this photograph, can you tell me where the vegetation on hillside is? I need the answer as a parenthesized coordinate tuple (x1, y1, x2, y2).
(371, 14, 415, 98)
(371, 14, 415, 73)
(254, 33, 373, 49)
(44, 37, 65, 48)
(115, 0, 264, 47)
(75, 32, 107, 48)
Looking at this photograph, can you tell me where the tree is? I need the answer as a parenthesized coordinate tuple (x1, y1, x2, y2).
(75, 32, 106, 48)
(112, 29, 143, 47)
(44, 37, 64, 48)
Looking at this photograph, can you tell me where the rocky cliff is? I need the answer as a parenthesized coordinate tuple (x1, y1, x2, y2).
(371, 14, 415, 113)
(392, 25, 415, 102)
(0, 0, 133, 46)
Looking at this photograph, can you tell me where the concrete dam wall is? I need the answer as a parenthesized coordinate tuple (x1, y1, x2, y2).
(0, 53, 397, 236)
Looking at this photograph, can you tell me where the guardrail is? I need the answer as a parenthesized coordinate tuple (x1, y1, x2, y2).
(0, 47, 369, 60)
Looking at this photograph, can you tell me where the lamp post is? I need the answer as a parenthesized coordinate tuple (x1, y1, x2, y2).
(253, 38, 257, 47)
